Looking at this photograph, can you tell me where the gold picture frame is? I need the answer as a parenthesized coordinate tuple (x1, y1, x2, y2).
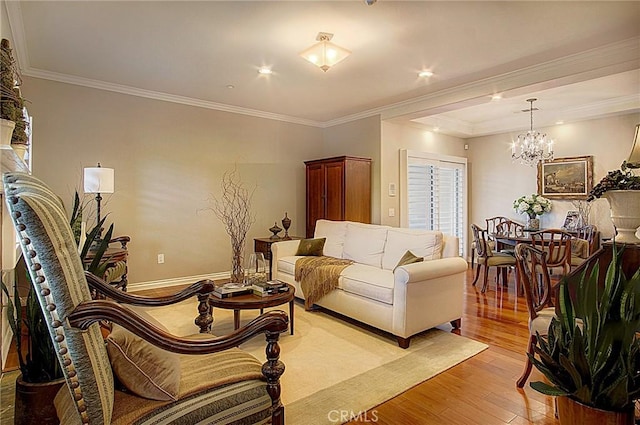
(537, 156, 593, 200)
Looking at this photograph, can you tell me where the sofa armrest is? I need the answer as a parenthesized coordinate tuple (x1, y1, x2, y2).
(271, 240, 302, 277)
(394, 257, 468, 283)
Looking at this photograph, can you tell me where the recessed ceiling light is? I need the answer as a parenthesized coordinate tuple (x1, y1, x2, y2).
(491, 94, 502, 101)
(226, 84, 235, 89)
(433, 126, 440, 132)
(556, 120, 564, 125)
(418, 70, 433, 78)
(258, 67, 272, 75)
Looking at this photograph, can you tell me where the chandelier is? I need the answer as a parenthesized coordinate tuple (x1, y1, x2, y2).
(299, 32, 351, 72)
(511, 98, 554, 166)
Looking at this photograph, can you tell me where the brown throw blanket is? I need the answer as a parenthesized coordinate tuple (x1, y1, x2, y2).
(295, 256, 354, 310)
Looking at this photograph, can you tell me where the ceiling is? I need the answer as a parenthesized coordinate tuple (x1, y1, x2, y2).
(4, 1, 640, 137)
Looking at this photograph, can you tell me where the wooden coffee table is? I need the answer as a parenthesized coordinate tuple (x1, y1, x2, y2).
(197, 285, 295, 335)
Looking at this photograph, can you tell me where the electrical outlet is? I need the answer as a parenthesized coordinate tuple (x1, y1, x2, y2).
(388, 208, 395, 217)
(157, 254, 165, 264)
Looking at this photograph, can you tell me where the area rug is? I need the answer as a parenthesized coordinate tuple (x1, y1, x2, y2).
(140, 299, 488, 424)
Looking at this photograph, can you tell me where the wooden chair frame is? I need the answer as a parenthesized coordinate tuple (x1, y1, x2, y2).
(529, 229, 572, 276)
(514, 243, 553, 388)
(471, 224, 516, 293)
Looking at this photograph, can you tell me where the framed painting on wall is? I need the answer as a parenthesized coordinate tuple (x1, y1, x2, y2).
(537, 156, 593, 200)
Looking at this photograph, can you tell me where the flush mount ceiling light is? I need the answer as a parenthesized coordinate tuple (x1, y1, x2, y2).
(511, 98, 554, 166)
(257, 67, 272, 75)
(299, 32, 351, 72)
(418, 70, 433, 78)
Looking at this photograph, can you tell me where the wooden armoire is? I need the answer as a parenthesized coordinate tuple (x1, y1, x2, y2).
(305, 156, 372, 238)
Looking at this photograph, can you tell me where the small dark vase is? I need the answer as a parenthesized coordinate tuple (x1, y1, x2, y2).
(269, 222, 282, 239)
(14, 375, 65, 425)
(282, 213, 291, 240)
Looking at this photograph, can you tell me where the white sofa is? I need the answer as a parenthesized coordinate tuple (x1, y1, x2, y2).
(271, 219, 468, 348)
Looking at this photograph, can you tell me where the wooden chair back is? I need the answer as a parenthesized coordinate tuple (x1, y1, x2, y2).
(514, 244, 553, 320)
(529, 229, 572, 275)
(471, 223, 491, 258)
(485, 216, 509, 235)
(496, 219, 526, 237)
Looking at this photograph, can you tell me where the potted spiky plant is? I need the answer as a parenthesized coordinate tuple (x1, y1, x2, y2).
(529, 244, 640, 424)
(1, 191, 113, 425)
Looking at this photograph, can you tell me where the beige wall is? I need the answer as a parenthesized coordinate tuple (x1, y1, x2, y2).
(322, 116, 382, 224)
(16, 67, 640, 286)
(380, 121, 467, 227)
(467, 113, 640, 244)
(22, 77, 324, 284)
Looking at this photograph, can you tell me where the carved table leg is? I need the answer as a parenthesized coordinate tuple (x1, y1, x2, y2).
(195, 293, 213, 333)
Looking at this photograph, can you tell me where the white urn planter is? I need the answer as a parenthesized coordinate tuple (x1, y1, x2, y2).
(1, 118, 15, 146)
(603, 190, 640, 244)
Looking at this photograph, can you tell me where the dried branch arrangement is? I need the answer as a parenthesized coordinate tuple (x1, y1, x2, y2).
(571, 199, 592, 226)
(208, 168, 256, 283)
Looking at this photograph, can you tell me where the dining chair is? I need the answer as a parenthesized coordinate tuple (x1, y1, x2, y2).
(471, 216, 508, 268)
(470, 224, 516, 293)
(514, 243, 554, 388)
(570, 225, 598, 269)
(529, 229, 572, 276)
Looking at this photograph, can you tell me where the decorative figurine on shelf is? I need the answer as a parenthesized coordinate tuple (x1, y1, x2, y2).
(269, 222, 282, 239)
(282, 212, 291, 240)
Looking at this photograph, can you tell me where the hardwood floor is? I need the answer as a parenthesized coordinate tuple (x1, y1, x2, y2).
(1, 266, 557, 424)
(345, 266, 559, 425)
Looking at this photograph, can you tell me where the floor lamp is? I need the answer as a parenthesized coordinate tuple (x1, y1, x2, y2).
(83, 163, 114, 242)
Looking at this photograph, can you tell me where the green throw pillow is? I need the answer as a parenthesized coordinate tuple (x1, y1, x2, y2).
(394, 250, 424, 270)
(296, 238, 326, 256)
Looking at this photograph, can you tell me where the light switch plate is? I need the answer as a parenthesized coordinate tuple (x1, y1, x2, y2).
(388, 183, 396, 197)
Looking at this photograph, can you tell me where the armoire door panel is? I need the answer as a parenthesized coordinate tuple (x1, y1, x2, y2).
(324, 161, 345, 221)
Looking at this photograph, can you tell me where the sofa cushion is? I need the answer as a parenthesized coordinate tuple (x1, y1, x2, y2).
(394, 250, 424, 270)
(296, 237, 326, 256)
(343, 223, 389, 268)
(339, 264, 394, 304)
(314, 220, 348, 258)
(278, 256, 304, 275)
(381, 229, 443, 270)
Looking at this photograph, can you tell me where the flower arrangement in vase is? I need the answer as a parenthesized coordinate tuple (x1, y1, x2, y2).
(513, 194, 552, 230)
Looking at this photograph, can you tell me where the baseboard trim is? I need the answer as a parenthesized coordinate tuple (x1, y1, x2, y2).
(128, 272, 230, 293)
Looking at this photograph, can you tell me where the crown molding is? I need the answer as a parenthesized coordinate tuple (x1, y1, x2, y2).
(378, 37, 640, 123)
(22, 68, 324, 128)
(6, 1, 639, 130)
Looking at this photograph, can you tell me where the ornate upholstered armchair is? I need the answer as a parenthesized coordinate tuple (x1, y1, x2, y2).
(3, 172, 288, 425)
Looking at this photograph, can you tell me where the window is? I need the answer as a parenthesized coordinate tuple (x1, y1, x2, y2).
(400, 150, 467, 256)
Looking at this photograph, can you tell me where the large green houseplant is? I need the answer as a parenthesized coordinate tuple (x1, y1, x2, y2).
(1, 191, 113, 424)
(529, 244, 640, 423)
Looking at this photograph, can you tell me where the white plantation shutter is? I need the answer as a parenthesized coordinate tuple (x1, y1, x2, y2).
(402, 151, 467, 257)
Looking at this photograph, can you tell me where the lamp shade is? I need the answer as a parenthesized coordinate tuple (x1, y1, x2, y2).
(83, 166, 114, 194)
(627, 124, 640, 168)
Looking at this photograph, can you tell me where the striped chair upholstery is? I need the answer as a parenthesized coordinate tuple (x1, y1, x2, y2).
(4, 172, 115, 424)
(3, 173, 283, 425)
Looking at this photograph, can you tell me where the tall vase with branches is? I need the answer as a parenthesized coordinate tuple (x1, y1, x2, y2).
(208, 168, 256, 284)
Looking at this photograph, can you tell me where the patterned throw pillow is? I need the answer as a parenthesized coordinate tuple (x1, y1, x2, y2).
(394, 250, 424, 270)
(295, 237, 326, 256)
(106, 324, 181, 401)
